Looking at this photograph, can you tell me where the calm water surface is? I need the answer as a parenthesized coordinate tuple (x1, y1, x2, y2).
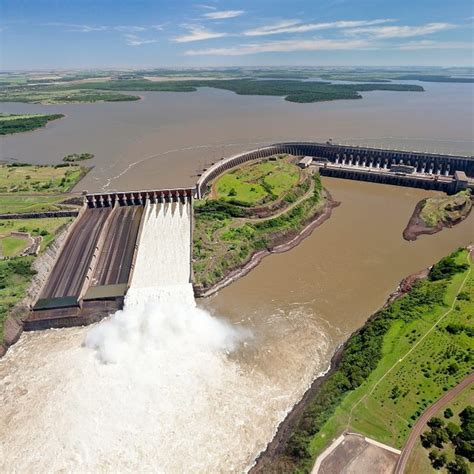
(0, 84, 473, 472)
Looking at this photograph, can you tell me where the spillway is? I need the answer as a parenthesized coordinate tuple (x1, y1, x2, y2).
(126, 199, 194, 307)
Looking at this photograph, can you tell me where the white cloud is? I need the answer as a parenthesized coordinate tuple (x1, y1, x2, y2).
(197, 4, 217, 10)
(243, 19, 394, 36)
(114, 26, 147, 32)
(203, 10, 244, 20)
(43, 22, 161, 34)
(124, 34, 158, 46)
(42, 22, 108, 32)
(398, 40, 473, 50)
(172, 25, 227, 42)
(185, 38, 372, 55)
(346, 22, 456, 38)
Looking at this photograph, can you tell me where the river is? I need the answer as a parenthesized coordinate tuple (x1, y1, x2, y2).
(0, 83, 473, 472)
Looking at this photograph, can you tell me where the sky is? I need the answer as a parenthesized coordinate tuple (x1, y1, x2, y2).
(1, 0, 473, 70)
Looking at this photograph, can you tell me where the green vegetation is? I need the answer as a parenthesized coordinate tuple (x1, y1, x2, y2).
(0, 113, 65, 135)
(319, 72, 474, 84)
(193, 160, 325, 289)
(214, 158, 300, 206)
(0, 236, 29, 257)
(71, 78, 424, 103)
(0, 216, 73, 342)
(0, 257, 36, 342)
(0, 163, 86, 193)
(406, 384, 474, 474)
(263, 249, 473, 473)
(0, 88, 140, 104)
(419, 406, 473, 471)
(63, 152, 94, 162)
(0, 217, 72, 251)
(0, 163, 87, 214)
(420, 190, 472, 228)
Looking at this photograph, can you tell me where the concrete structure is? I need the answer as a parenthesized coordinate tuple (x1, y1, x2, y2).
(27, 187, 194, 330)
(298, 156, 313, 168)
(85, 187, 193, 208)
(196, 142, 473, 198)
(26, 142, 472, 329)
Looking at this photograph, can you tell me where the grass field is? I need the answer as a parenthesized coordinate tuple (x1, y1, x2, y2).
(0, 163, 86, 193)
(214, 158, 300, 205)
(406, 383, 474, 474)
(0, 194, 78, 215)
(0, 217, 73, 251)
(308, 250, 473, 455)
(0, 113, 64, 135)
(0, 163, 87, 214)
(0, 236, 29, 257)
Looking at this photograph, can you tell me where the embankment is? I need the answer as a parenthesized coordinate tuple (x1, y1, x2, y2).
(0, 222, 72, 357)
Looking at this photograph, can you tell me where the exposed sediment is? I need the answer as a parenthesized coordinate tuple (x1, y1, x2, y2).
(249, 265, 430, 473)
(194, 190, 339, 298)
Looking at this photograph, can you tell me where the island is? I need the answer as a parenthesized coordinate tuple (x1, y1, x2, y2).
(192, 155, 338, 295)
(403, 190, 472, 241)
(0, 113, 65, 134)
(0, 75, 423, 105)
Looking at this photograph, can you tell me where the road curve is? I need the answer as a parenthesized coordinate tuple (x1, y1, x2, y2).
(395, 373, 474, 474)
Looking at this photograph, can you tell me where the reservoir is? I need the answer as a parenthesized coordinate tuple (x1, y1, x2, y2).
(0, 83, 473, 472)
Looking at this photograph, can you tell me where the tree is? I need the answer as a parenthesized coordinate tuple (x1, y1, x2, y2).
(421, 430, 436, 448)
(447, 455, 469, 474)
(428, 417, 444, 429)
(429, 449, 447, 469)
(444, 408, 454, 419)
(446, 422, 461, 441)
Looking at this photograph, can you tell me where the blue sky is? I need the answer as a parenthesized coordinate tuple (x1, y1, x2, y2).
(1, 0, 473, 70)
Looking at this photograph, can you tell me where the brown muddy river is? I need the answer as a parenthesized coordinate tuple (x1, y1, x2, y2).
(0, 83, 473, 472)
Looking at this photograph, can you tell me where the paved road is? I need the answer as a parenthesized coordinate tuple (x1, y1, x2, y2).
(395, 373, 474, 474)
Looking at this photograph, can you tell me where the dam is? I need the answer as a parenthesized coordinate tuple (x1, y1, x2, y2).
(26, 188, 193, 330)
(196, 142, 473, 198)
(26, 141, 472, 329)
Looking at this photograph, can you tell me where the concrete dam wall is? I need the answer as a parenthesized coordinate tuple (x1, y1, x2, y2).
(196, 142, 473, 198)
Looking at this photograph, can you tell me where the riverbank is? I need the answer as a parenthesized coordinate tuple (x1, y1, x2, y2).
(250, 266, 430, 472)
(194, 185, 339, 298)
(403, 191, 472, 241)
(251, 247, 473, 472)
